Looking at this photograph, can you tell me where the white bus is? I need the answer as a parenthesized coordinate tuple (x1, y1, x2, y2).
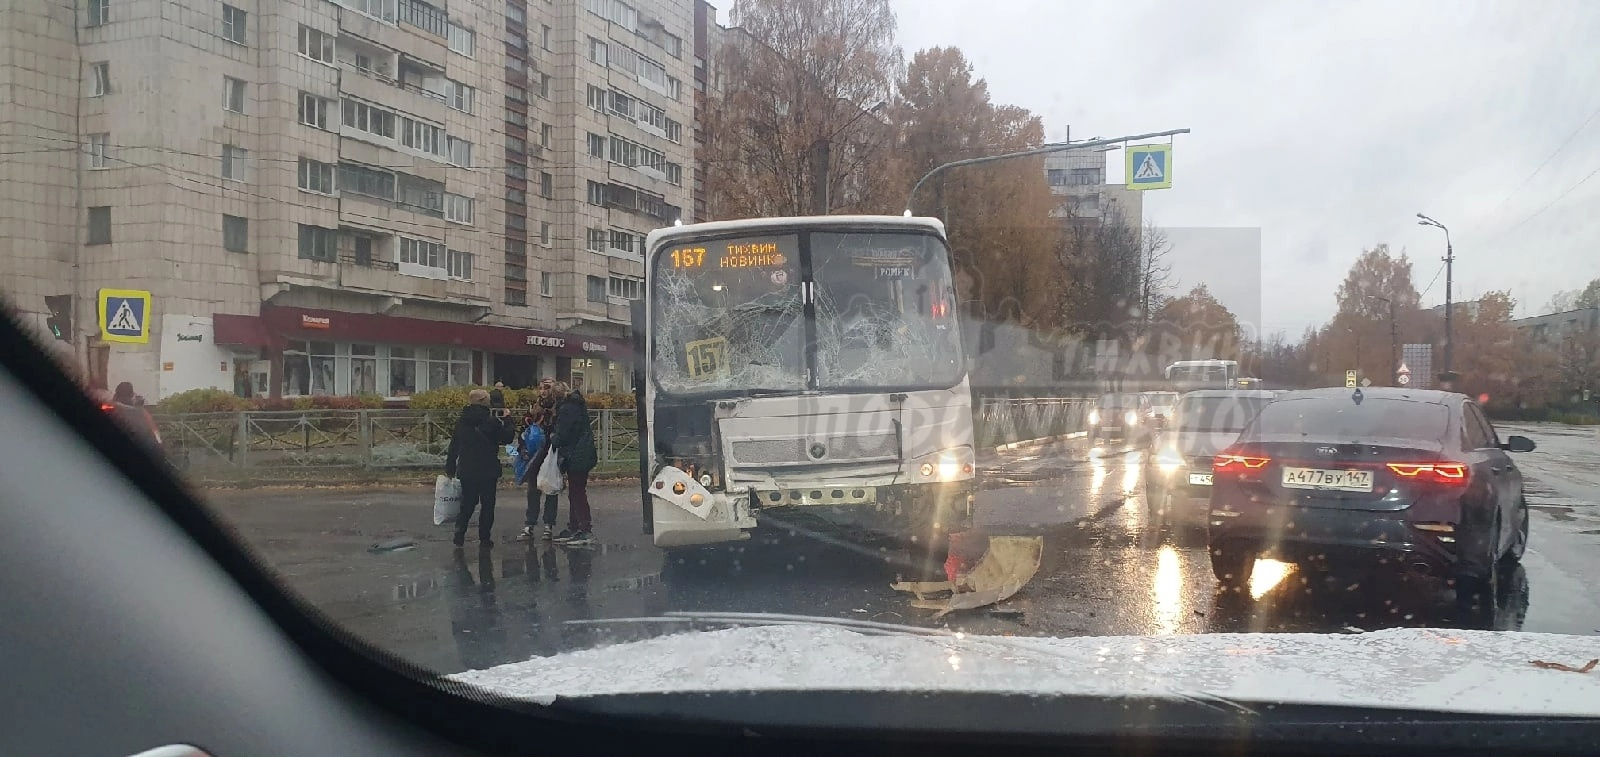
(633, 216, 975, 561)
(1165, 359, 1239, 391)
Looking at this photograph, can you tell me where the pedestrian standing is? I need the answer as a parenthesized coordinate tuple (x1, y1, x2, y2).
(489, 380, 507, 410)
(445, 388, 515, 548)
(550, 382, 598, 546)
(515, 396, 560, 541)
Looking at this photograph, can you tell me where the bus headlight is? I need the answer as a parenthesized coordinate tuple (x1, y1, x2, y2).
(914, 447, 975, 482)
(1087, 410, 1100, 426)
(1125, 410, 1139, 427)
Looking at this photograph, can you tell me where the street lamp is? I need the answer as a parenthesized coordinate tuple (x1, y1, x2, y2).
(1416, 213, 1454, 376)
(809, 99, 888, 215)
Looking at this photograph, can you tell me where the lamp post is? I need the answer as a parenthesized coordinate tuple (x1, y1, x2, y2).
(809, 99, 886, 215)
(1416, 213, 1454, 376)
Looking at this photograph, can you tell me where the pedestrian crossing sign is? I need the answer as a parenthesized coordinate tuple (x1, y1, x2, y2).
(98, 288, 151, 344)
(1126, 143, 1172, 191)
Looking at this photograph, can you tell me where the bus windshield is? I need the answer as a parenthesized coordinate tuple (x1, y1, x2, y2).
(650, 229, 963, 398)
(651, 234, 807, 396)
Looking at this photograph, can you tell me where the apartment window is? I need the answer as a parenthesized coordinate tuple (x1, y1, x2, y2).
(586, 227, 606, 252)
(398, 0, 447, 37)
(664, 119, 682, 143)
(506, 187, 526, 204)
(506, 84, 528, 103)
(342, 98, 395, 138)
(665, 163, 682, 185)
(397, 175, 445, 215)
(541, 24, 551, 50)
(588, 37, 607, 66)
(540, 271, 554, 296)
(446, 79, 473, 113)
(608, 135, 638, 166)
(506, 239, 527, 258)
(86, 0, 109, 27)
(221, 4, 247, 44)
(88, 62, 110, 97)
(86, 133, 111, 169)
(506, 287, 528, 306)
(539, 171, 553, 198)
(447, 22, 475, 57)
(539, 221, 551, 245)
(506, 1, 525, 24)
(587, 85, 605, 110)
(401, 117, 444, 156)
(667, 76, 680, 100)
(587, 132, 605, 158)
(299, 92, 332, 129)
(339, 163, 396, 200)
(223, 76, 246, 113)
(298, 158, 335, 194)
(608, 90, 634, 119)
(506, 134, 526, 154)
(531, 125, 549, 151)
(446, 136, 472, 167)
(639, 101, 666, 131)
(538, 73, 552, 99)
(506, 213, 527, 231)
(298, 25, 335, 64)
(609, 229, 638, 253)
(222, 214, 248, 252)
(587, 180, 605, 205)
(446, 249, 473, 280)
(222, 145, 248, 181)
(343, 0, 396, 23)
(399, 237, 445, 267)
(608, 275, 642, 300)
(298, 224, 336, 261)
(505, 108, 527, 127)
(445, 193, 474, 224)
(507, 35, 528, 54)
(586, 275, 606, 303)
(506, 161, 526, 180)
(87, 207, 111, 245)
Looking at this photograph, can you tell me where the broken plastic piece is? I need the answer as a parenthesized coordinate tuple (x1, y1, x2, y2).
(891, 535, 1043, 617)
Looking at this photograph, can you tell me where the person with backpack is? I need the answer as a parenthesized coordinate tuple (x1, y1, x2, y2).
(549, 382, 598, 546)
(444, 389, 515, 548)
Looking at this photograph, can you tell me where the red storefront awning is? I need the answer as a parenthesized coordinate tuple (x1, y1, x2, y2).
(212, 313, 284, 349)
(257, 306, 633, 361)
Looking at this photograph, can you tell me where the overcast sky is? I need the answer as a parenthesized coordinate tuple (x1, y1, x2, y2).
(885, 0, 1600, 337)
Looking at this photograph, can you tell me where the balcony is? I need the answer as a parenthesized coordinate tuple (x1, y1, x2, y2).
(341, 262, 491, 305)
(339, 5, 448, 66)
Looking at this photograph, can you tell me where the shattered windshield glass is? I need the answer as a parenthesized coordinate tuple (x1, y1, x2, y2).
(651, 234, 806, 396)
(812, 232, 963, 390)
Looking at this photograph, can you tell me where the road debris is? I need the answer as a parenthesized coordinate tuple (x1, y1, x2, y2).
(891, 535, 1044, 618)
(1529, 658, 1598, 674)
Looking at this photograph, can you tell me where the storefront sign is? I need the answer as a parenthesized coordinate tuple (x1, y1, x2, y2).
(527, 335, 566, 348)
(176, 333, 203, 342)
(582, 341, 608, 353)
(301, 315, 331, 329)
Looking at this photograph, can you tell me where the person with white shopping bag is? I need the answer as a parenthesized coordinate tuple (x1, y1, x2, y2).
(444, 389, 515, 547)
(514, 395, 561, 542)
(548, 382, 598, 546)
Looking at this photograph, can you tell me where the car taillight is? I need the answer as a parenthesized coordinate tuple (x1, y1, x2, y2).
(1213, 453, 1271, 472)
(1386, 462, 1469, 486)
(100, 403, 117, 413)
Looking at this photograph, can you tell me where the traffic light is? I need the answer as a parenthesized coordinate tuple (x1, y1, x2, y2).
(43, 294, 72, 342)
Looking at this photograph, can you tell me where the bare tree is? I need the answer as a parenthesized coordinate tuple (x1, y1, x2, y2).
(1137, 220, 1174, 325)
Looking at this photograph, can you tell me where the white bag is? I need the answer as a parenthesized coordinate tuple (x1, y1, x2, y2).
(536, 449, 565, 494)
(433, 475, 462, 526)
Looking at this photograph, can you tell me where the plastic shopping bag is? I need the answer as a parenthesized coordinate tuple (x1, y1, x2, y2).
(433, 475, 462, 526)
(536, 449, 565, 494)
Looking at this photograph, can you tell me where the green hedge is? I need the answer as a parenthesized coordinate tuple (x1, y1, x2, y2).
(405, 386, 635, 410)
(153, 388, 385, 414)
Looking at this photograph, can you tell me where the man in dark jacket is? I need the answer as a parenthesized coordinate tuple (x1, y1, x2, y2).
(549, 382, 599, 546)
(445, 388, 515, 547)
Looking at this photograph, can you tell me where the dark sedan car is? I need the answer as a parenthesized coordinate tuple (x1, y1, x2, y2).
(1146, 390, 1276, 528)
(1207, 387, 1535, 611)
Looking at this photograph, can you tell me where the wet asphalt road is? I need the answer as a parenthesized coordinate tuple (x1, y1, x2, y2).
(206, 423, 1600, 674)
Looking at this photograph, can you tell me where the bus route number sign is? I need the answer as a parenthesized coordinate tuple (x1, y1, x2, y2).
(672, 247, 708, 269)
(685, 336, 728, 381)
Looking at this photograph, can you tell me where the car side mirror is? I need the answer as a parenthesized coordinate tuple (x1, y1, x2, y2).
(1501, 435, 1536, 453)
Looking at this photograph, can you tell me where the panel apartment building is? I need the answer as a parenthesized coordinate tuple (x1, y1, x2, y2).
(0, 0, 692, 402)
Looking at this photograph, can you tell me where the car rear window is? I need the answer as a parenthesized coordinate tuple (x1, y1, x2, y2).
(1248, 397, 1451, 441)
(1176, 396, 1273, 432)
(1100, 394, 1138, 408)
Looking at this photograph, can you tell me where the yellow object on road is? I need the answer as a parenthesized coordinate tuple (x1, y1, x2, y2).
(891, 535, 1044, 617)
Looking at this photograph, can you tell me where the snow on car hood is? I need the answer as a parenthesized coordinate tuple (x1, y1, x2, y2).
(451, 624, 1600, 716)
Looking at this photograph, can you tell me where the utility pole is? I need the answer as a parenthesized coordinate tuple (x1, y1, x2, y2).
(1417, 214, 1453, 376)
(808, 139, 830, 215)
(1368, 294, 1398, 383)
